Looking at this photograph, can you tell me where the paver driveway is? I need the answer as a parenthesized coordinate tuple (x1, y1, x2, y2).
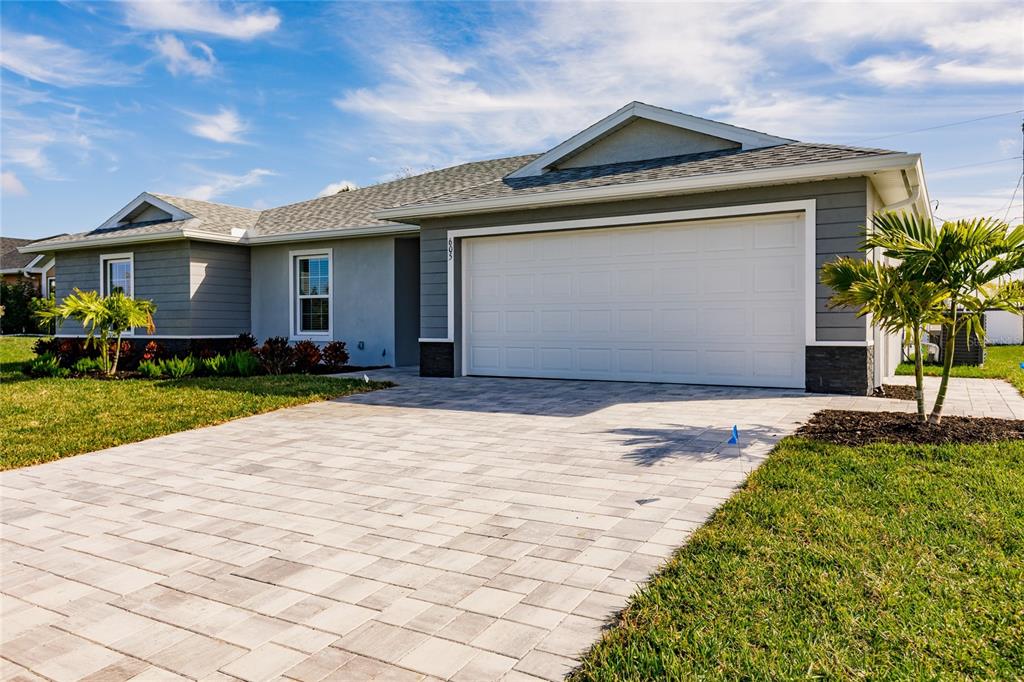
(2, 371, 1017, 681)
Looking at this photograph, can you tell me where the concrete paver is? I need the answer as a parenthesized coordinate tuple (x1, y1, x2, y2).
(2, 369, 1020, 680)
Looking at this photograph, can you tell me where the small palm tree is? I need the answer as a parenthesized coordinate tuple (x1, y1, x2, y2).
(868, 213, 1024, 424)
(43, 289, 156, 375)
(821, 258, 946, 421)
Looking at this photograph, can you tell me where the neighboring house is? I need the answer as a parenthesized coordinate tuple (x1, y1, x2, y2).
(1, 237, 57, 296)
(21, 102, 933, 394)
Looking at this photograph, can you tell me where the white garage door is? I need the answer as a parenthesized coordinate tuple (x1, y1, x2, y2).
(463, 213, 806, 388)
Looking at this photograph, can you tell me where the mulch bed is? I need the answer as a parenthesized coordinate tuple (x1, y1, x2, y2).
(797, 410, 1024, 446)
(872, 384, 916, 401)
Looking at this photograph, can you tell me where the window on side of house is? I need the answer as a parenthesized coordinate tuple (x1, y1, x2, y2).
(294, 253, 330, 335)
(46, 277, 56, 297)
(101, 255, 133, 297)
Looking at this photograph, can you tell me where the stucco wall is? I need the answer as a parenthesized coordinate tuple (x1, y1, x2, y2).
(420, 177, 871, 343)
(250, 237, 397, 366)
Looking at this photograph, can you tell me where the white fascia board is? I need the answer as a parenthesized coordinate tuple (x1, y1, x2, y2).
(245, 224, 418, 245)
(378, 153, 922, 221)
(99, 192, 193, 229)
(18, 223, 420, 252)
(507, 101, 794, 179)
(19, 230, 191, 252)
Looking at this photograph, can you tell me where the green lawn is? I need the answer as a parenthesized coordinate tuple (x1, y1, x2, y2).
(572, 437, 1024, 680)
(896, 344, 1024, 395)
(0, 336, 387, 470)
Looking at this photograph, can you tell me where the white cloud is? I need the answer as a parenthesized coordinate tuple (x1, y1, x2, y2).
(123, 0, 280, 40)
(182, 167, 275, 201)
(931, 183, 1023, 223)
(1, 171, 28, 196)
(186, 107, 247, 143)
(0, 31, 133, 87)
(317, 180, 358, 198)
(154, 34, 216, 77)
(329, 1, 1024, 169)
(1, 83, 114, 180)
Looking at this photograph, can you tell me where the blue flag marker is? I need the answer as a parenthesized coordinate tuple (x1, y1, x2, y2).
(728, 425, 739, 445)
(1020, 362, 1024, 369)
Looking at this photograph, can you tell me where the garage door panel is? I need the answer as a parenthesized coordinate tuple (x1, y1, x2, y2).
(579, 309, 612, 333)
(703, 224, 748, 251)
(613, 269, 654, 297)
(754, 262, 799, 292)
(470, 310, 500, 334)
(506, 347, 536, 369)
(701, 307, 747, 337)
(704, 268, 747, 295)
(464, 216, 805, 388)
(754, 220, 799, 249)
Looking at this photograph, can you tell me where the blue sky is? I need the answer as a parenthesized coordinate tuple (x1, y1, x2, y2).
(1, 1, 1022, 240)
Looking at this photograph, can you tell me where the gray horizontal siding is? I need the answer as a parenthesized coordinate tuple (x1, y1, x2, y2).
(52, 240, 252, 338)
(190, 242, 250, 335)
(420, 177, 870, 341)
(54, 243, 192, 336)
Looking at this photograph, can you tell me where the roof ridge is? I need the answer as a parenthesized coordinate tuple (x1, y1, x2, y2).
(254, 153, 541, 222)
(150, 193, 259, 212)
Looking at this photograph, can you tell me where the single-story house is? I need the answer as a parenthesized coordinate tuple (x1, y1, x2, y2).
(2, 237, 57, 296)
(21, 102, 932, 394)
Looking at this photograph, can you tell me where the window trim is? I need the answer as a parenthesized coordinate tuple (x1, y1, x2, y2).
(289, 248, 333, 339)
(100, 251, 135, 336)
(100, 252, 135, 297)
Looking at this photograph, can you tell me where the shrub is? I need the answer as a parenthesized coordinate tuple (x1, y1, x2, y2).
(44, 289, 156, 375)
(142, 340, 164, 362)
(235, 332, 258, 351)
(257, 336, 295, 375)
(30, 294, 57, 335)
(137, 360, 163, 379)
(23, 353, 69, 378)
(228, 350, 260, 377)
(54, 338, 92, 366)
(159, 355, 195, 379)
(292, 340, 322, 373)
(201, 354, 231, 376)
(322, 340, 350, 370)
(0, 281, 41, 334)
(73, 357, 101, 374)
(33, 337, 58, 357)
(108, 340, 133, 366)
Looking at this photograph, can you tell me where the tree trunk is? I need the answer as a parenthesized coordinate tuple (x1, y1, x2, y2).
(928, 302, 958, 425)
(912, 326, 926, 422)
(111, 332, 122, 375)
(97, 330, 110, 374)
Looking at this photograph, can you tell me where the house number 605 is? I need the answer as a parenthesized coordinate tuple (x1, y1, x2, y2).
(448, 238, 454, 262)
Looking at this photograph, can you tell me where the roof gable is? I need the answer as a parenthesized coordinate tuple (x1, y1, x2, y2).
(99, 192, 193, 229)
(507, 101, 794, 179)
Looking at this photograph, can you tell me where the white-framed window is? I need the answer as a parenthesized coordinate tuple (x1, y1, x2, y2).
(289, 249, 332, 337)
(46, 276, 56, 297)
(100, 252, 135, 334)
(100, 253, 134, 297)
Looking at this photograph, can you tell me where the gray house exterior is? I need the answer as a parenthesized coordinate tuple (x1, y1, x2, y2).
(23, 102, 930, 393)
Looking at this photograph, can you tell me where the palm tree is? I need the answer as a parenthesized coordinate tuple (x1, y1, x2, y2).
(43, 289, 156, 375)
(867, 213, 1024, 424)
(821, 258, 946, 421)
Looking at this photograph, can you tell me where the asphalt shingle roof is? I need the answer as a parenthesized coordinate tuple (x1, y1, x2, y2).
(1, 237, 38, 269)
(397, 143, 902, 207)
(27, 195, 260, 248)
(253, 155, 539, 235)
(22, 141, 902, 250)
